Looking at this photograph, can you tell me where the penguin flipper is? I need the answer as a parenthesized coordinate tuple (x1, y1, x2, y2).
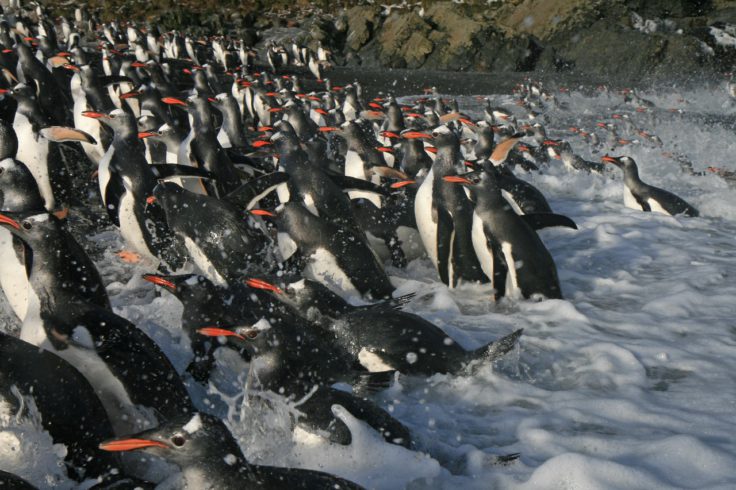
(354, 292, 416, 313)
(435, 207, 454, 286)
(521, 213, 578, 230)
(103, 176, 124, 227)
(465, 328, 523, 367)
(329, 174, 390, 197)
(223, 172, 289, 209)
(633, 192, 651, 212)
(148, 164, 215, 181)
(97, 75, 134, 87)
(352, 369, 396, 396)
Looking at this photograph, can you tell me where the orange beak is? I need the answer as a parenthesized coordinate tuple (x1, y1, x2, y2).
(319, 127, 339, 133)
(443, 175, 473, 185)
(402, 131, 433, 140)
(99, 438, 168, 452)
(252, 140, 272, 148)
(390, 180, 416, 189)
(250, 209, 275, 217)
(0, 213, 20, 230)
(161, 97, 187, 107)
(142, 274, 176, 290)
(197, 327, 244, 341)
(244, 278, 283, 294)
(138, 131, 158, 139)
(81, 111, 107, 119)
(601, 155, 619, 164)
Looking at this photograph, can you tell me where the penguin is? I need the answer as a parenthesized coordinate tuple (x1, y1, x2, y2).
(0, 332, 123, 482)
(182, 94, 242, 196)
(444, 162, 563, 299)
(6, 83, 96, 213)
(151, 181, 273, 285)
(100, 412, 364, 489)
(0, 214, 192, 436)
(0, 122, 48, 321)
(0, 471, 35, 489)
(0, 210, 110, 334)
(414, 125, 486, 287)
(268, 202, 395, 299)
(240, 275, 524, 376)
(602, 155, 699, 217)
(89, 108, 201, 266)
(196, 318, 403, 438)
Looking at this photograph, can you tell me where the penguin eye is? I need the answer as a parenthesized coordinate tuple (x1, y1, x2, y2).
(21, 221, 32, 230)
(171, 435, 186, 447)
(239, 328, 258, 339)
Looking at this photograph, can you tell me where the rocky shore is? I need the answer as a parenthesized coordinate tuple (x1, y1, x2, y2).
(48, 0, 736, 84)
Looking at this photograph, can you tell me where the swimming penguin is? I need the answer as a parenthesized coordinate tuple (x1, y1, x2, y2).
(197, 317, 404, 446)
(151, 181, 273, 285)
(100, 412, 365, 489)
(240, 275, 524, 376)
(267, 202, 395, 299)
(602, 155, 699, 217)
(444, 162, 563, 299)
(0, 212, 192, 434)
(0, 332, 121, 481)
(414, 125, 486, 287)
(0, 471, 35, 489)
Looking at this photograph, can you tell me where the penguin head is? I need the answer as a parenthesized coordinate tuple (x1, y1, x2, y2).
(430, 124, 459, 149)
(601, 154, 636, 171)
(0, 158, 44, 210)
(0, 210, 59, 242)
(100, 412, 245, 468)
(196, 317, 274, 357)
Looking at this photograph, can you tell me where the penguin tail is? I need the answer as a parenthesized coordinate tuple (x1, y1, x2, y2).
(352, 370, 397, 396)
(466, 328, 523, 365)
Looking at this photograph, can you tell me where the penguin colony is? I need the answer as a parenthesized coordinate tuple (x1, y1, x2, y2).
(0, 2, 707, 489)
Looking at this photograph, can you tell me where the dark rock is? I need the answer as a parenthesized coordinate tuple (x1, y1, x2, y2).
(346, 6, 381, 52)
(377, 11, 434, 69)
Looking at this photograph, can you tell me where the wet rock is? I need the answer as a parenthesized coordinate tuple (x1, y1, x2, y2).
(377, 11, 434, 69)
(346, 6, 381, 52)
(492, 0, 609, 42)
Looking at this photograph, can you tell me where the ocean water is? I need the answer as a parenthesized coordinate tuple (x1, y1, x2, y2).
(1, 82, 736, 489)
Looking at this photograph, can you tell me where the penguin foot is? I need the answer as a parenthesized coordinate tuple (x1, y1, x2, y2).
(116, 250, 142, 263)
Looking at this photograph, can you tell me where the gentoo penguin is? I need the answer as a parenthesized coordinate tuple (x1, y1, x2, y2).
(0, 210, 110, 336)
(100, 412, 365, 489)
(182, 94, 242, 196)
(0, 471, 35, 489)
(0, 214, 192, 436)
(197, 318, 406, 447)
(0, 332, 122, 482)
(444, 162, 563, 300)
(0, 123, 48, 321)
(268, 202, 395, 299)
(6, 83, 96, 212)
(151, 181, 273, 285)
(414, 125, 486, 287)
(602, 155, 699, 217)
(241, 275, 524, 376)
(89, 108, 197, 266)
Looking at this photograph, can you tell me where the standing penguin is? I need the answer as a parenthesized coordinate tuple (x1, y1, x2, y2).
(602, 155, 699, 217)
(444, 162, 563, 299)
(269, 202, 395, 299)
(0, 122, 48, 321)
(414, 125, 486, 287)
